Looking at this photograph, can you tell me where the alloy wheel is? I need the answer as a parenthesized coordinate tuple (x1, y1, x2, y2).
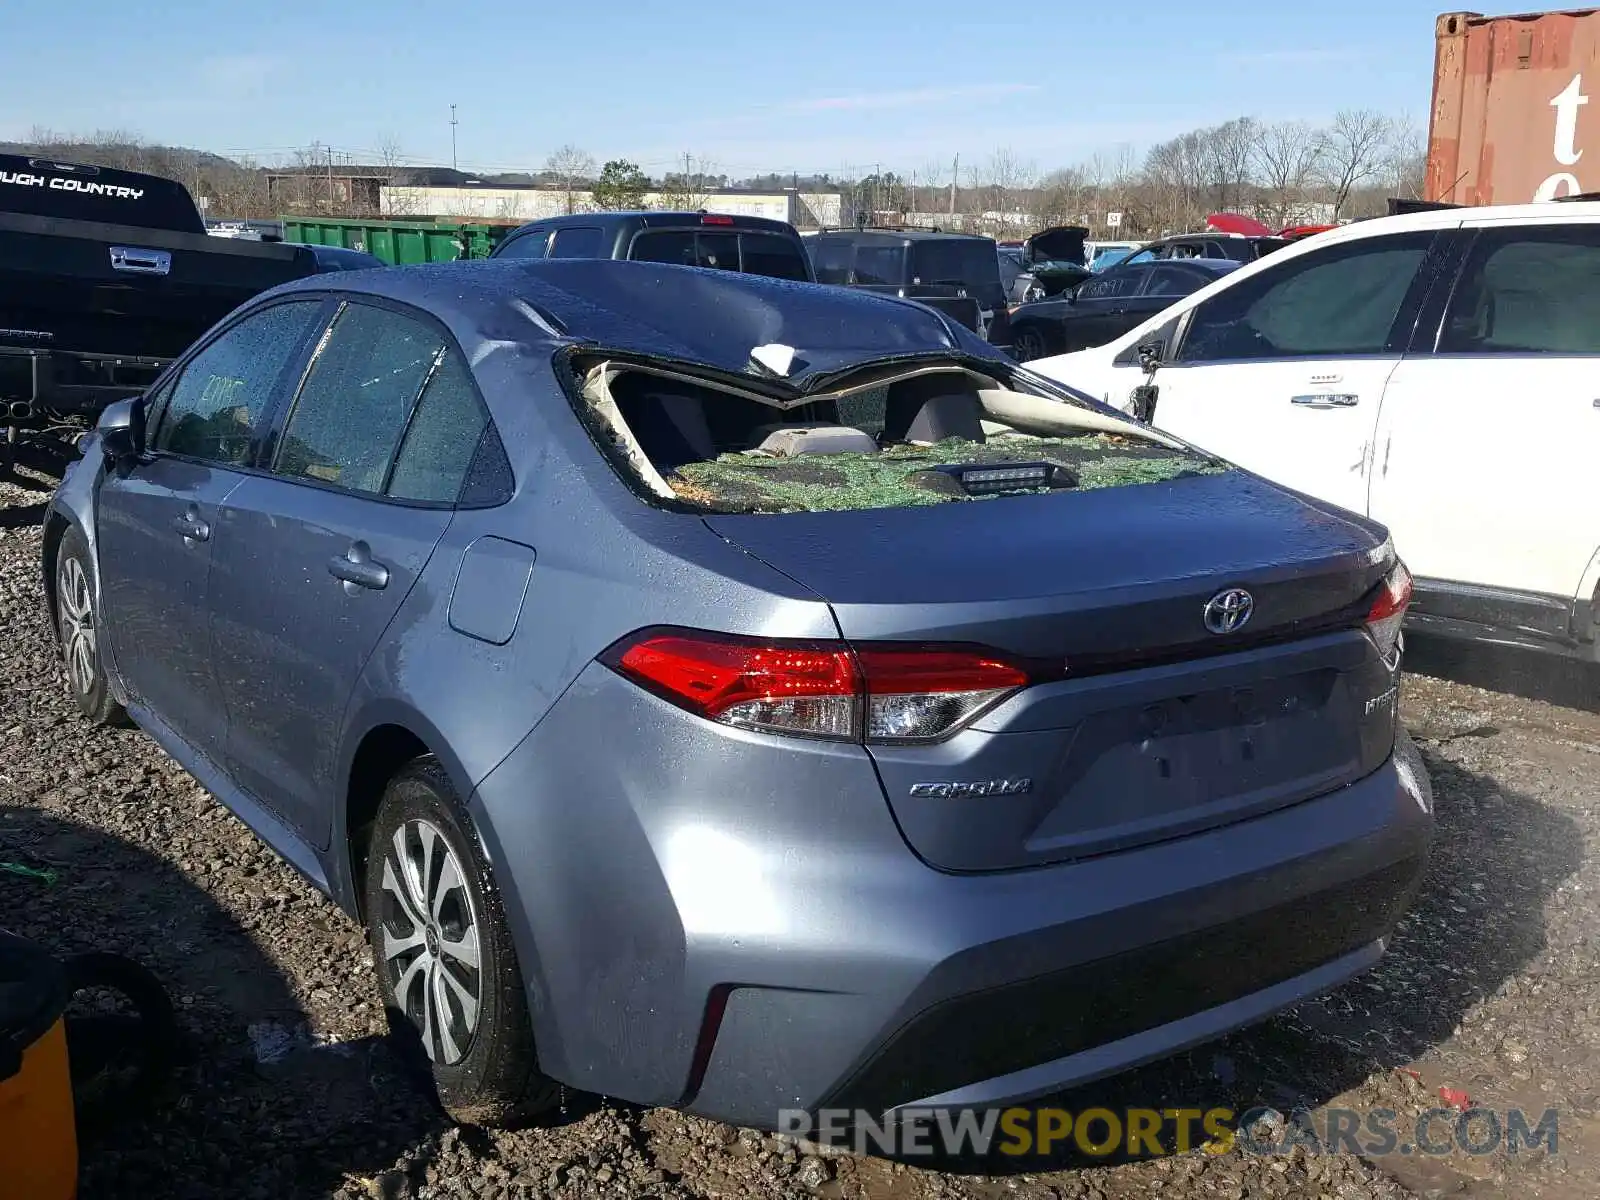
(57, 555, 97, 697)
(378, 819, 484, 1064)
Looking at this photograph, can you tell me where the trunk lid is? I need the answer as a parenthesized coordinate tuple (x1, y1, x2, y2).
(705, 470, 1400, 870)
(1025, 225, 1088, 265)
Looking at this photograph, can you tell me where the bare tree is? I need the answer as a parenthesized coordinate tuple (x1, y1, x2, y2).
(966, 148, 1037, 236)
(656, 152, 718, 211)
(1386, 121, 1428, 203)
(1200, 117, 1258, 214)
(1316, 110, 1394, 218)
(544, 144, 596, 214)
(1142, 129, 1209, 233)
(1252, 120, 1324, 226)
(1035, 166, 1089, 228)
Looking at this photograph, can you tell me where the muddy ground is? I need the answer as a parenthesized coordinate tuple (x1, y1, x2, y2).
(1, 460, 1595, 1200)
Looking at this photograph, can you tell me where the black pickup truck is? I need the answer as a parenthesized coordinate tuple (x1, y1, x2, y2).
(0, 154, 317, 468)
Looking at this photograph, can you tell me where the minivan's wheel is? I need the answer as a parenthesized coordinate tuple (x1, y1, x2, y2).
(55, 528, 126, 726)
(364, 758, 559, 1126)
(1013, 326, 1047, 362)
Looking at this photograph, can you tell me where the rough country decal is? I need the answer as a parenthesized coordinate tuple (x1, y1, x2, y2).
(0, 170, 144, 201)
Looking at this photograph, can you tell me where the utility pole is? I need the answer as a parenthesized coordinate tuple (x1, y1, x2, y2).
(949, 153, 958, 216)
(450, 105, 459, 171)
(326, 143, 334, 212)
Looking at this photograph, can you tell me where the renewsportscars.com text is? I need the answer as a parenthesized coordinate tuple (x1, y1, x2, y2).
(778, 1105, 1560, 1160)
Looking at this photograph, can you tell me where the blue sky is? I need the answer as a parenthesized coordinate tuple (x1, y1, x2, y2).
(0, 0, 1442, 178)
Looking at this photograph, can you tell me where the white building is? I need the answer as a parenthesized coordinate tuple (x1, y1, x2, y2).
(380, 185, 842, 229)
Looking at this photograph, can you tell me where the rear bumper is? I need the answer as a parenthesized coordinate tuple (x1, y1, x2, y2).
(471, 665, 1433, 1128)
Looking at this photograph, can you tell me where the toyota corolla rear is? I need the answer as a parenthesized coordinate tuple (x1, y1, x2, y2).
(473, 348, 1432, 1129)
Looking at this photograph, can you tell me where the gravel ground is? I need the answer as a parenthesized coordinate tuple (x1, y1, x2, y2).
(2, 460, 1595, 1200)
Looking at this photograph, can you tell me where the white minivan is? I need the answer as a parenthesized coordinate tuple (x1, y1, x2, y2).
(1029, 202, 1600, 662)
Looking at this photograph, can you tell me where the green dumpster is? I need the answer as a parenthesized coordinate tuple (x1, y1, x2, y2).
(279, 218, 512, 265)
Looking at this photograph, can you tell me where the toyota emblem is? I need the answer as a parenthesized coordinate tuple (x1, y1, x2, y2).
(1204, 588, 1254, 635)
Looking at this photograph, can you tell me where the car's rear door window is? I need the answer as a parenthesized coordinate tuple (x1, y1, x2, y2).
(1179, 231, 1435, 362)
(696, 231, 740, 271)
(547, 226, 605, 258)
(1144, 265, 1199, 297)
(387, 351, 503, 503)
(1440, 225, 1600, 354)
(154, 300, 326, 465)
(274, 302, 443, 494)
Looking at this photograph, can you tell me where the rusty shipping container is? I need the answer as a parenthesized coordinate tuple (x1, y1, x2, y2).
(1428, 7, 1600, 205)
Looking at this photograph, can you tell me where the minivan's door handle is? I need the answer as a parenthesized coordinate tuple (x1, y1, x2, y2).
(328, 543, 389, 592)
(1290, 393, 1360, 408)
(170, 512, 210, 543)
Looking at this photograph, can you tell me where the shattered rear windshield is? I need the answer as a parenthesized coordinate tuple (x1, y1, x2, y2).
(571, 358, 1228, 515)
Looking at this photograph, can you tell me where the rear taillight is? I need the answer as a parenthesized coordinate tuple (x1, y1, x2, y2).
(856, 645, 1030, 741)
(1365, 560, 1413, 661)
(700, 214, 735, 225)
(602, 629, 1031, 743)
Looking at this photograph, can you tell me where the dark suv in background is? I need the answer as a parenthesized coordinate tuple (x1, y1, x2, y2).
(805, 228, 1012, 347)
(489, 212, 813, 281)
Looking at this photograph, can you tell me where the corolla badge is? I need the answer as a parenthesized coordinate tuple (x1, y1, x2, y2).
(909, 779, 1032, 799)
(1203, 588, 1254, 635)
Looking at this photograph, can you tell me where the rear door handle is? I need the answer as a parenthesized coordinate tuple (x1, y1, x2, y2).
(1290, 393, 1360, 408)
(170, 512, 210, 543)
(328, 543, 390, 592)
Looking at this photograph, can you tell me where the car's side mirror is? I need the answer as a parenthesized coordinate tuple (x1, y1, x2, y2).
(97, 397, 147, 463)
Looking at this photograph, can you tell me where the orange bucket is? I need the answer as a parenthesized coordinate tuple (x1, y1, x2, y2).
(0, 933, 78, 1200)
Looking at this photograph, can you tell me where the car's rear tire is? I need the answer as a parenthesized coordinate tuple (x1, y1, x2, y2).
(1014, 326, 1048, 362)
(55, 528, 127, 727)
(363, 757, 560, 1127)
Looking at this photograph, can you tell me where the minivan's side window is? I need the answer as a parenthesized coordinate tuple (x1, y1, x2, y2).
(1178, 231, 1435, 363)
(547, 227, 605, 258)
(497, 230, 550, 259)
(1440, 225, 1600, 355)
(154, 300, 324, 465)
(276, 303, 444, 494)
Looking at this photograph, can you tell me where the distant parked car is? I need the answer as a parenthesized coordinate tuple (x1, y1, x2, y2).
(1009, 258, 1240, 360)
(1086, 240, 1144, 272)
(490, 212, 813, 282)
(44, 257, 1430, 1131)
(1005, 226, 1093, 305)
(300, 244, 387, 272)
(807, 228, 1011, 343)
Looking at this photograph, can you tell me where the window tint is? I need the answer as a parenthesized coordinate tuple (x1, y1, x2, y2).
(387, 351, 494, 503)
(852, 245, 905, 285)
(808, 237, 853, 284)
(630, 230, 698, 266)
(1179, 232, 1433, 363)
(155, 300, 323, 464)
(1123, 247, 1157, 265)
(696, 231, 740, 270)
(547, 227, 605, 258)
(275, 303, 444, 494)
(1440, 226, 1600, 355)
(497, 230, 549, 259)
(1145, 265, 1200, 298)
(740, 233, 809, 281)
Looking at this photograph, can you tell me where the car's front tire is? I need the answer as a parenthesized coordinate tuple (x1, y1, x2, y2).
(55, 527, 127, 726)
(364, 757, 560, 1127)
